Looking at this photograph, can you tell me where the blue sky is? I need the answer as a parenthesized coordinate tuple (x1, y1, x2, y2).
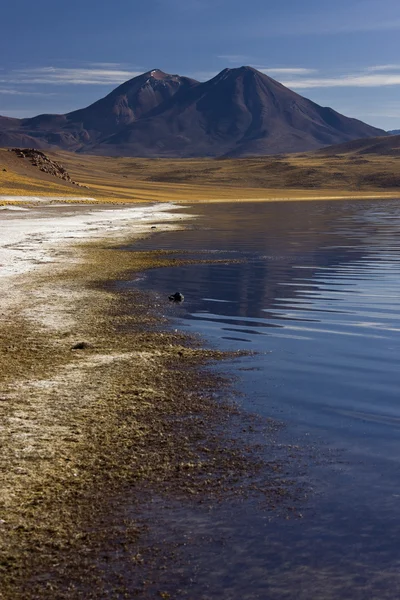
(1, 0, 400, 129)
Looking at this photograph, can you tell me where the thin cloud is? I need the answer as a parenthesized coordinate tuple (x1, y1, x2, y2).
(0, 88, 53, 96)
(216, 57, 317, 75)
(366, 64, 400, 72)
(6, 67, 142, 86)
(282, 73, 400, 89)
(258, 67, 317, 76)
(5, 64, 400, 92)
(195, 66, 317, 80)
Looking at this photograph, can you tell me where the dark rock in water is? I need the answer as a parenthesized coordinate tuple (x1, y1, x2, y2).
(71, 341, 92, 350)
(169, 292, 184, 302)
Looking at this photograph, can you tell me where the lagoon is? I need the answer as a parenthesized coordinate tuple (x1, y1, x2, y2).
(126, 200, 400, 598)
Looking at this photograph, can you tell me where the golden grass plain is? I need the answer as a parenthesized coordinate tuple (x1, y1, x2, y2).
(1, 147, 399, 203)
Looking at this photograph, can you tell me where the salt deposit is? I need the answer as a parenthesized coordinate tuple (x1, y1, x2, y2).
(0, 202, 183, 279)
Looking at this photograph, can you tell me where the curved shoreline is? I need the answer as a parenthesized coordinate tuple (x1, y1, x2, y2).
(0, 203, 293, 598)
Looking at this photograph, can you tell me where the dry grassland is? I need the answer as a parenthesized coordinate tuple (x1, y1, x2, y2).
(1, 147, 399, 203)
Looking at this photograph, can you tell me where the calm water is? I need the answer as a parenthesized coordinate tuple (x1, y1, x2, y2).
(124, 201, 400, 599)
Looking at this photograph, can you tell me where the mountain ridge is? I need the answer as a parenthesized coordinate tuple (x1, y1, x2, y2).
(317, 133, 400, 156)
(0, 66, 385, 157)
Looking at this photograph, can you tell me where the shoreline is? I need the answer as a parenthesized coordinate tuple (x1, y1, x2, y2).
(1, 191, 400, 207)
(0, 202, 293, 598)
(0, 202, 183, 280)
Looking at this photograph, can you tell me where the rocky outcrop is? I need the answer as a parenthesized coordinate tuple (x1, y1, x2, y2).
(9, 148, 88, 187)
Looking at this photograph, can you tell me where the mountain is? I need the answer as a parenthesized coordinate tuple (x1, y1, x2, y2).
(316, 133, 400, 156)
(0, 70, 197, 152)
(0, 67, 385, 157)
(388, 129, 400, 135)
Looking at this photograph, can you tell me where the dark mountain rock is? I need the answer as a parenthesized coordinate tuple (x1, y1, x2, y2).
(64, 69, 198, 141)
(0, 67, 385, 157)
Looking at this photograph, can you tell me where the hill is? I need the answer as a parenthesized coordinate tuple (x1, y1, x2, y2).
(0, 67, 384, 158)
(316, 134, 400, 156)
(2, 136, 400, 204)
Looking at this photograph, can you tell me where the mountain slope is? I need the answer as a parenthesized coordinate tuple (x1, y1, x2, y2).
(0, 70, 198, 152)
(94, 67, 384, 157)
(0, 67, 385, 157)
(317, 133, 400, 156)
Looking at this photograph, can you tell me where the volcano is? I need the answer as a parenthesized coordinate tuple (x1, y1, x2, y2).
(0, 67, 385, 157)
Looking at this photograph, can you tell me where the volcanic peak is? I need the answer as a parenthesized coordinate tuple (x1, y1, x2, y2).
(148, 69, 171, 80)
(0, 66, 386, 157)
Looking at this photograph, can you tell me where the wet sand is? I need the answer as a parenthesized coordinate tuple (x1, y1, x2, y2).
(0, 203, 295, 599)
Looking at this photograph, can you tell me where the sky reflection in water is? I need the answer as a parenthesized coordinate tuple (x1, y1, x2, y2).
(124, 200, 400, 599)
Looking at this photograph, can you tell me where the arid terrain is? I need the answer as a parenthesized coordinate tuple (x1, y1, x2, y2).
(1, 135, 400, 204)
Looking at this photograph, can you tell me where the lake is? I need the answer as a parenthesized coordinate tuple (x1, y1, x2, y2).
(124, 200, 400, 599)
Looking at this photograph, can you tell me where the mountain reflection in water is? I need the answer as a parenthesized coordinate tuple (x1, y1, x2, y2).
(122, 200, 400, 599)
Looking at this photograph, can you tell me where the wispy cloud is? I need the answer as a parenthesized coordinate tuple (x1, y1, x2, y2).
(216, 56, 317, 76)
(282, 73, 400, 89)
(3, 66, 142, 86)
(0, 88, 53, 96)
(366, 64, 400, 72)
(258, 67, 317, 76)
(205, 62, 400, 89)
(4, 63, 400, 92)
(200, 64, 317, 81)
(202, 63, 400, 88)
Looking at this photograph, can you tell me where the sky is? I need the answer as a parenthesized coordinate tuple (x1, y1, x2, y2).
(1, 0, 400, 130)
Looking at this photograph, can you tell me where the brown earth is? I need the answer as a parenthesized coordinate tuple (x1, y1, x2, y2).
(1, 140, 400, 204)
(0, 230, 300, 599)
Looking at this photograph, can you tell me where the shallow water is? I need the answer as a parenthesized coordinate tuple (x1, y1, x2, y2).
(124, 200, 400, 598)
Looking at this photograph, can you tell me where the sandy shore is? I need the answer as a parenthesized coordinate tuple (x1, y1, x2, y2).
(0, 201, 290, 599)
